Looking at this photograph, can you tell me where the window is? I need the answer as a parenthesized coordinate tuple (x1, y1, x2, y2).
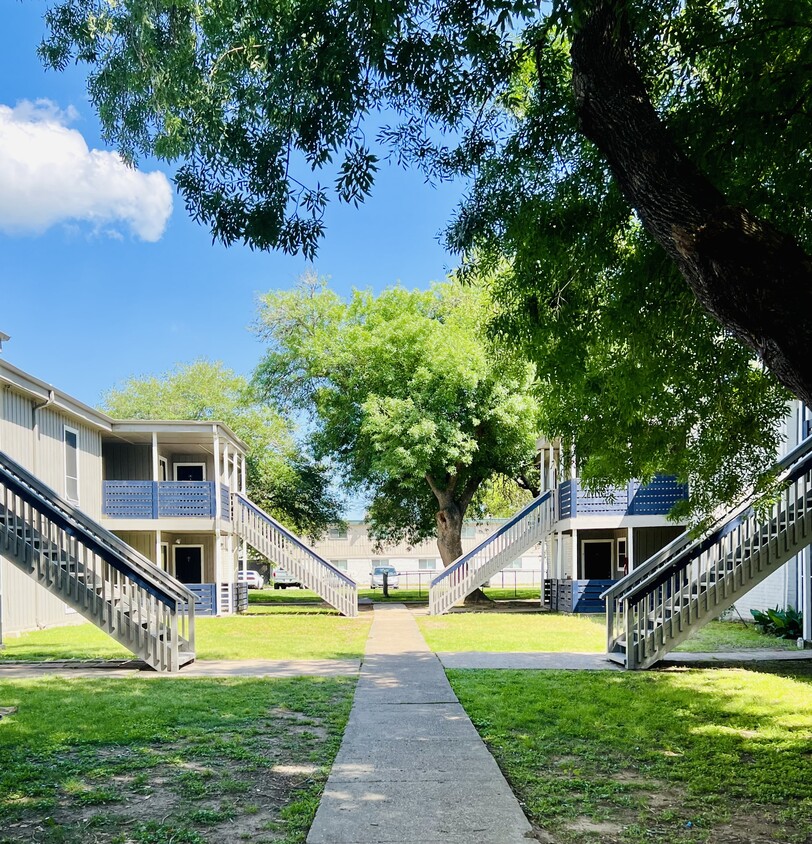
(461, 525, 477, 538)
(332, 559, 348, 572)
(64, 427, 79, 502)
(418, 558, 437, 570)
(374, 558, 389, 568)
(505, 558, 523, 569)
(328, 525, 348, 539)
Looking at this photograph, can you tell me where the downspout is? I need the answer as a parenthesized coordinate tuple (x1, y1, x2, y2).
(31, 390, 55, 478)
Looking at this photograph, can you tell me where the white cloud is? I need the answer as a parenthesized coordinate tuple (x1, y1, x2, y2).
(0, 99, 173, 242)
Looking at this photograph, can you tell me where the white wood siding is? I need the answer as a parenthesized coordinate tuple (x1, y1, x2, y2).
(0, 386, 104, 635)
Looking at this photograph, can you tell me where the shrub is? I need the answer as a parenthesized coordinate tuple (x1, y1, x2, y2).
(750, 607, 803, 639)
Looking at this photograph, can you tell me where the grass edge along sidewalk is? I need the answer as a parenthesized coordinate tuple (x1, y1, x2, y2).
(449, 663, 812, 844)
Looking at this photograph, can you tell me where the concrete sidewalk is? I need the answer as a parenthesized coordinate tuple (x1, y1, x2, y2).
(0, 658, 361, 680)
(306, 603, 534, 844)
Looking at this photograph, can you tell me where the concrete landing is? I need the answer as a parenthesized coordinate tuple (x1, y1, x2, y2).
(306, 603, 534, 844)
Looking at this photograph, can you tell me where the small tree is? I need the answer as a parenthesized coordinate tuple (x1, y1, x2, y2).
(102, 359, 341, 537)
(253, 275, 540, 570)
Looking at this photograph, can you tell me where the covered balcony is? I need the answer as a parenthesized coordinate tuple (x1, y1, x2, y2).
(557, 475, 688, 520)
(102, 480, 231, 520)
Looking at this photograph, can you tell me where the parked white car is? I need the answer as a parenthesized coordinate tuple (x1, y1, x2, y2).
(273, 567, 301, 589)
(237, 570, 264, 589)
(370, 566, 399, 590)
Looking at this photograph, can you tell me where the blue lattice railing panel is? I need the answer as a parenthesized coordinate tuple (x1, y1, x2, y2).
(102, 481, 156, 518)
(628, 476, 688, 515)
(158, 482, 216, 518)
(183, 583, 217, 615)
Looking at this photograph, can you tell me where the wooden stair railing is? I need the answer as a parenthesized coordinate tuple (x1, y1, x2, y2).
(0, 450, 195, 671)
(604, 436, 812, 669)
(232, 493, 358, 617)
(429, 491, 556, 615)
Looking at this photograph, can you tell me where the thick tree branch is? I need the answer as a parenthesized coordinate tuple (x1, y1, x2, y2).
(569, 0, 812, 407)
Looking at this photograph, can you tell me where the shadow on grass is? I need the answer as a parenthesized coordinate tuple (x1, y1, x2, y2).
(449, 663, 812, 842)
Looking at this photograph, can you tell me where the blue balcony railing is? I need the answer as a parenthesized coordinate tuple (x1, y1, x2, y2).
(103, 481, 232, 520)
(557, 475, 687, 520)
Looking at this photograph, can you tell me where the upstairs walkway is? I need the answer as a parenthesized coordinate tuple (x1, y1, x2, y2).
(306, 603, 535, 844)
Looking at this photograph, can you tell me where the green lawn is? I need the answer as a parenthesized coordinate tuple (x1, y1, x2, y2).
(417, 611, 606, 652)
(449, 663, 812, 842)
(0, 675, 355, 844)
(248, 585, 542, 604)
(0, 608, 372, 663)
(416, 613, 796, 654)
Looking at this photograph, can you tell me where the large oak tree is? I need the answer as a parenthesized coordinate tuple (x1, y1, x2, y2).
(40, 0, 812, 515)
(252, 275, 541, 566)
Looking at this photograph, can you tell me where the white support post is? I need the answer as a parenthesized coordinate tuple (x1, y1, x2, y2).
(227, 532, 235, 613)
(152, 432, 159, 482)
(803, 547, 811, 643)
(556, 530, 563, 580)
(239, 454, 248, 576)
(571, 528, 579, 579)
(155, 529, 161, 570)
(627, 527, 635, 573)
(213, 426, 223, 612)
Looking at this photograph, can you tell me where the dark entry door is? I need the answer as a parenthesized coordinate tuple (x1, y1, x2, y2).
(176, 464, 205, 481)
(174, 546, 203, 583)
(582, 542, 612, 579)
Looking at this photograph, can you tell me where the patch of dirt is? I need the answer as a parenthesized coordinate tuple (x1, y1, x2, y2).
(1, 717, 332, 843)
(566, 817, 624, 835)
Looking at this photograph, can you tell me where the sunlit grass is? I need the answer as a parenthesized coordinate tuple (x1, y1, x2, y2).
(0, 609, 372, 662)
(417, 612, 606, 652)
(416, 613, 795, 655)
(449, 664, 812, 842)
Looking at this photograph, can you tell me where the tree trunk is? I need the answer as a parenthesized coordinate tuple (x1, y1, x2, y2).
(568, 1, 812, 407)
(435, 499, 491, 605)
(436, 499, 464, 567)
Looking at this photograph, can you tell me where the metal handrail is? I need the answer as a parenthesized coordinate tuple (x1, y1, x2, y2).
(430, 492, 553, 588)
(0, 450, 196, 608)
(603, 434, 812, 606)
(234, 493, 356, 587)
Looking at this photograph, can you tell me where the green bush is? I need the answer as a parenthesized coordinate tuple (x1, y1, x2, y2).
(751, 607, 803, 639)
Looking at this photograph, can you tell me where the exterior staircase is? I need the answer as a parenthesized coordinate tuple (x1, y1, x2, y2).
(0, 450, 196, 672)
(429, 491, 556, 615)
(232, 493, 358, 617)
(604, 436, 812, 669)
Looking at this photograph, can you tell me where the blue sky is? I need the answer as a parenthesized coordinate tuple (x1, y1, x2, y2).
(0, 1, 465, 408)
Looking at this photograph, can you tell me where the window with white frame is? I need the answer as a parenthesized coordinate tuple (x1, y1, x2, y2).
(328, 525, 348, 539)
(64, 426, 79, 502)
(461, 525, 477, 538)
(418, 558, 437, 570)
(505, 558, 523, 569)
(332, 559, 348, 572)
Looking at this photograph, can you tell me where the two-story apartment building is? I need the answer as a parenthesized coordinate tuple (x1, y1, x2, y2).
(533, 437, 688, 612)
(0, 358, 249, 635)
